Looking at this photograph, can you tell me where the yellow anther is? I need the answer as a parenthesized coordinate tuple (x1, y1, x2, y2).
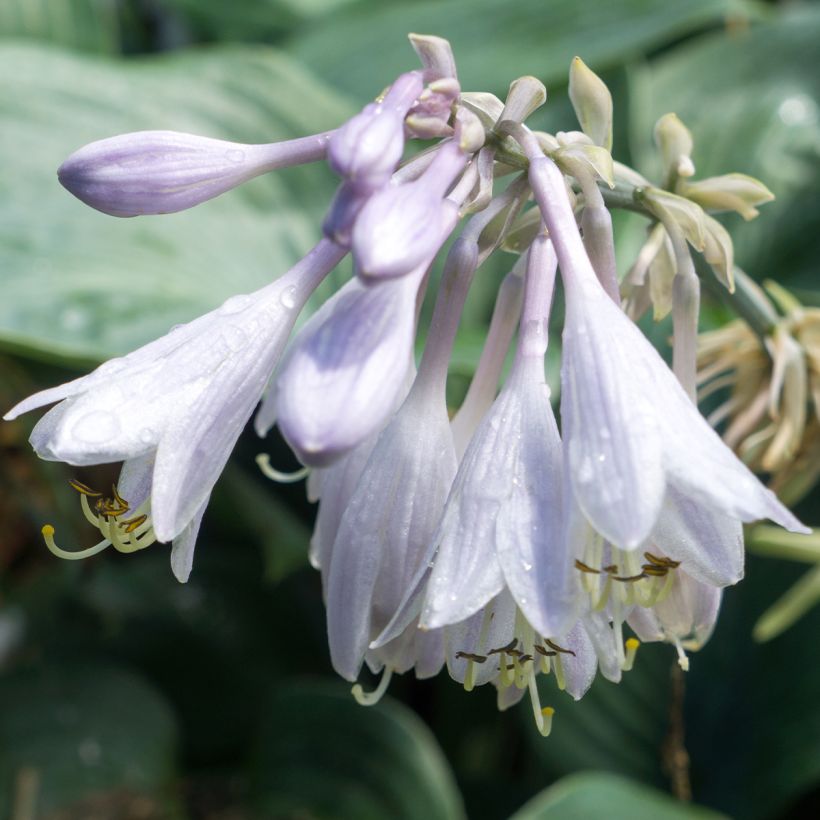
(41, 524, 111, 561)
(537, 705, 555, 737)
(622, 637, 640, 672)
(68, 479, 101, 497)
(120, 514, 148, 534)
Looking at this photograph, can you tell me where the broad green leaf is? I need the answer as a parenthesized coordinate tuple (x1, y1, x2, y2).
(0, 0, 120, 54)
(156, 0, 359, 39)
(510, 772, 727, 820)
(288, 0, 752, 100)
(0, 42, 353, 363)
(250, 682, 465, 820)
(630, 7, 820, 294)
(0, 662, 179, 816)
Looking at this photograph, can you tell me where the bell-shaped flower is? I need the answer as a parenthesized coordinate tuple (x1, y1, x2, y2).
(351, 139, 469, 280)
(328, 71, 423, 190)
(437, 590, 603, 736)
(5, 240, 346, 578)
(526, 152, 808, 551)
(324, 236, 479, 683)
(419, 235, 578, 640)
(58, 129, 333, 217)
(271, 262, 427, 466)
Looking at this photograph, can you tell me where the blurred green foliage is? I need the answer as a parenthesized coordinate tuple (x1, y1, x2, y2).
(1, 1, 819, 818)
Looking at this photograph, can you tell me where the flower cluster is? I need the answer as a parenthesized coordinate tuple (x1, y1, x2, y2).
(5, 35, 808, 734)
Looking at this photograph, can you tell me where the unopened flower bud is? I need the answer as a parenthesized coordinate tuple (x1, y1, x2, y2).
(568, 57, 613, 151)
(654, 113, 695, 182)
(409, 33, 458, 81)
(328, 72, 423, 190)
(679, 173, 775, 221)
(58, 129, 331, 217)
(643, 187, 706, 251)
(352, 141, 468, 280)
(499, 76, 547, 126)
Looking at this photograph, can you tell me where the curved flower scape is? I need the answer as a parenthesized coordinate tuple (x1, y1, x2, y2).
(5, 34, 810, 734)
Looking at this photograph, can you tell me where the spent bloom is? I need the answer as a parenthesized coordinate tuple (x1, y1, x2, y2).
(7, 35, 812, 734)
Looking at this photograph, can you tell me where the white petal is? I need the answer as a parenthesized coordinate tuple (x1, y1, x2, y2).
(652, 488, 744, 586)
(497, 365, 578, 638)
(420, 387, 521, 630)
(561, 270, 666, 548)
(325, 389, 457, 680)
(560, 621, 599, 701)
(170, 495, 209, 583)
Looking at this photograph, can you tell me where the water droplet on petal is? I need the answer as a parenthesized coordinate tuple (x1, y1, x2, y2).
(218, 294, 251, 315)
(72, 410, 120, 444)
(222, 324, 247, 352)
(226, 148, 246, 163)
(138, 427, 156, 445)
(280, 286, 297, 310)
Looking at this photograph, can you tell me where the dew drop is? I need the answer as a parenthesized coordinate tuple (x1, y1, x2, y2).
(576, 455, 594, 483)
(222, 324, 247, 352)
(280, 286, 298, 310)
(226, 148, 246, 163)
(218, 294, 251, 315)
(72, 410, 120, 444)
(138, 427, 156, 445)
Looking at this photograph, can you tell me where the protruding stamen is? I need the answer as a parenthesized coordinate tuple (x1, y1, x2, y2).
(41, 524, 111, 561)
(351, 667, 393, 706)
(256, 453, 310, 483)
(622, 637, 640, 672)
(120, 514, 148, 534)
(68, 479, 101, 497)
(673, 638, 690, 672)
(526, 672, 554, 738)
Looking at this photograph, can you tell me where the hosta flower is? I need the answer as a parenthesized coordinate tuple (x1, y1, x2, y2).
(351, 139, 470, 280)
(5, 240, 345, 579)
(272, 262, 427, 466)
(58, 130, 334, 217)
(526, 149, 807, 549)
(420, 234, 577, 639)
(324, 236, 478, 682)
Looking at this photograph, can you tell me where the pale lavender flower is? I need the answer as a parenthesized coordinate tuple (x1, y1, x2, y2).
(271, 262, 427, 466)
(419, 235, 577, 639)
(351, 140, 469, 280)
(327, 71, 423, 189)
(5, 240, 345, 579)
(58, 130, 333, 217)
(525, 149, 808, 550)
(324, 235, 478, 683)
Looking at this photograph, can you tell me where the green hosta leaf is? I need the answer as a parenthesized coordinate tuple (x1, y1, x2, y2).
(158, 0, 359, 39)
(0, 662, 179, 817)
(250, 682, 465, 820)
(289, 0, 753, 100)
(631, 7, 820, 294)
(510, 772, 727, 820)
(0, 42, 353, 363)
(0, 0, 120, 53)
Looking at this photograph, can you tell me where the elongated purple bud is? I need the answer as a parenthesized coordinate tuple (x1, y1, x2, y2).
(328, 72, 423, 190)
(351, 140, 468, 280)
(58, 129, 333, 217)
